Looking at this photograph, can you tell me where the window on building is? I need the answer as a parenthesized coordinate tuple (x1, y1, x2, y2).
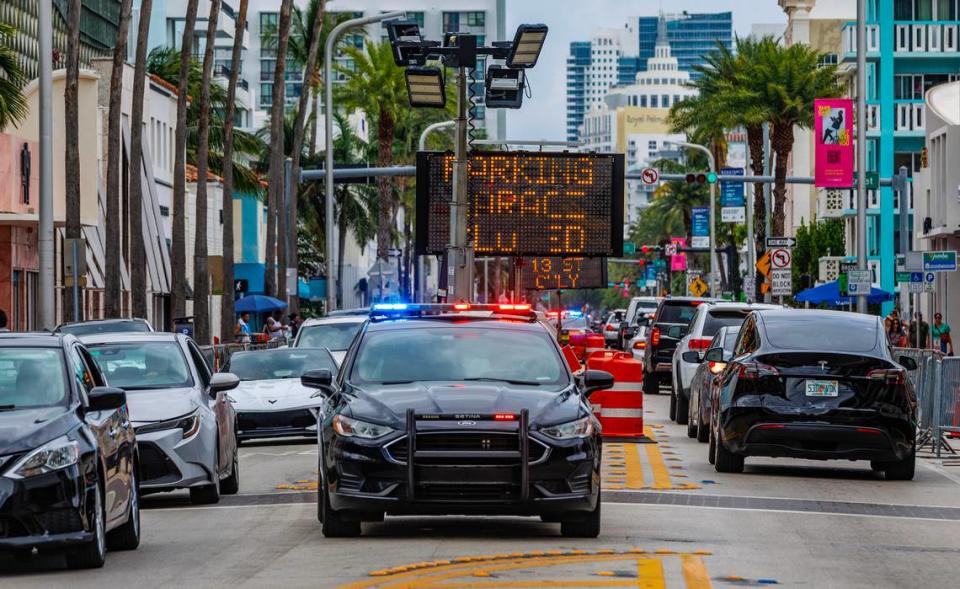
(818, 53, 839, 67)
(650, 95, 658, 108)
(159, 205, 170, 217)
(260, 59, 275, 81)
(661, 95, 669, 107)
(443, 12, 459, 31)
(648, 140, 657, 149)
(466, 11, 485, 27)
(640, 95, 647, 107)
(260, 83, 273, 107)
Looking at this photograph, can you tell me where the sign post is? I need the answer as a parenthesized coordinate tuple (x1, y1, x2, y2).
(769, 246, 793, 298)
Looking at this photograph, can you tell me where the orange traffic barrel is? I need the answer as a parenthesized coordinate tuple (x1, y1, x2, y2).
(586, 351, 644, 438)
(583, 334, 606, 360)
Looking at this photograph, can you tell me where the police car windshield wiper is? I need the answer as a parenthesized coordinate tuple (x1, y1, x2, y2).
(0, 404, 16, 411)
(463, 377, 543, 386)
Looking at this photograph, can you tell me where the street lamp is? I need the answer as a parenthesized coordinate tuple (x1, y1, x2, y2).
(666, 140, 718, 298)
(404, 67, 446, 107)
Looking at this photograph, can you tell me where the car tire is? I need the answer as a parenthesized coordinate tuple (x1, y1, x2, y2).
(714, 434, 744, 474)
(707, 427, 716, 465)
(106, 468, 140, 551)
(320, 481, 361, 537)
(643, 373, 659, 397)
(220, 447, 240, 495)
(190, 456, 222, 505)
(66, 483, 107, 569)
(880, 451, 916, 481)
(696, 412, 710, 443)
(676, 388, 689, 425)
(686, 398, 697, 438)
(560, 498, 601, 538)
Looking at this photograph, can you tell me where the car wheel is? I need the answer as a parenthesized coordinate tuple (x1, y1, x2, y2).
(676, 388, 689, 425)
(696, 408, 709, 443)
(190, 456, 222, 505)
(714, 433, 744, 474)
(643, 373, 659, 397)
(106, 468, 141, 551)
(686, 397, 697, 438)
(320, 480, 361, 537)
(560, 497, 601, 538)
(879, 451, 916, 481)
(220, 447, 240, 495)
(66, 483, 107, 569)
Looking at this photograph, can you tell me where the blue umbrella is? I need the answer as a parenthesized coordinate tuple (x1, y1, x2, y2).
(234, 294, 288, 313)
(794, 280, 894, 307)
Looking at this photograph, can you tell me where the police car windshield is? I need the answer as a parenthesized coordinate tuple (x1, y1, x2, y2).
(351, 327, 569, 388)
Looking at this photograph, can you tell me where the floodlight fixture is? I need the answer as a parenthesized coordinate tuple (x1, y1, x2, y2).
(484, 66, 525, 109)
(386, 20, 426, 66)
(507, 24, 548, 68)
(405, 67, 446, 108)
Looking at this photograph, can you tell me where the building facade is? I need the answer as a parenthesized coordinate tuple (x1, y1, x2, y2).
(637, 12, 733, 78)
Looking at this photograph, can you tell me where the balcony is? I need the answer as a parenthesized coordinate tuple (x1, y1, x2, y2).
(842, 23, 881, 57)
(894, 22, 960, 55)
(862, 102, 926, 134)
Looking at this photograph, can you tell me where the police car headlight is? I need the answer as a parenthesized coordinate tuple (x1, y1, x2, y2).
(5, 436, 81, 479)
(333, 414, 394, 439)
(540, 417, 595, 440)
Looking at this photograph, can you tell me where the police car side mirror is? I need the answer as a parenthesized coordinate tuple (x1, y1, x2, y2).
(302, 369, 334, 391)
(582, 370, 614, 398)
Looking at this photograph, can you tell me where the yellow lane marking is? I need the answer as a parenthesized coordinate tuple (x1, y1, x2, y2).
(680, 555, 712, 589)
(340, 551, 712, 589)
(620, 443, 646, 489)
(602, 428, 700, 491)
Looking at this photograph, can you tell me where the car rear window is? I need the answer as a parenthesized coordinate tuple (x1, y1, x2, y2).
(295, 322, 363, 351)
(702, 310, 751, 337)
(657, 303, 702, 325)
(762, 315, 879, 352)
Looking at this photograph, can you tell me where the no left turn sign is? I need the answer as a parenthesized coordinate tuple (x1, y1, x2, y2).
(771, 248, 792, 270)
(640, 168, 659, 185)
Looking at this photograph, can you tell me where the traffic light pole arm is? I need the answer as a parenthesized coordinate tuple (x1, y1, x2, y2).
(631, 172, 898, 187)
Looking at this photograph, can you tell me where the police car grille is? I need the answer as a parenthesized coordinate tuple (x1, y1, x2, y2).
(386, 433, 547, 465)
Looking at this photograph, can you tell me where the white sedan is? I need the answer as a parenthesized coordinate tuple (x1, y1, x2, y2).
(293, 315, 366, 366)
(223, 347, 338, 441)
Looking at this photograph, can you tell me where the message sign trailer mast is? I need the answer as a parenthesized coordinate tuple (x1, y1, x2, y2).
(449, 64, 472, 304)
(417, 121, 455, 302)
(856, 0, 868, 314)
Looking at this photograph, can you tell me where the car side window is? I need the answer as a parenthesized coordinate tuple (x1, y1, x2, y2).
(187, 342, 212, 387)
(70, 346, 95, 403)
(733, 317, 758, 357)
(78, 346, 107, 388)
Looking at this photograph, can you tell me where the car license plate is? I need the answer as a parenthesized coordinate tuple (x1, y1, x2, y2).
(805, 379, 839, 397)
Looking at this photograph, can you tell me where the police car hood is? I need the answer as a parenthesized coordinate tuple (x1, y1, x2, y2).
(345, 382, 581, 426)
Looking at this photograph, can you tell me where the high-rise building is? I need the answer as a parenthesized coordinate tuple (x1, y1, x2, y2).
(637, 12, 733, 77)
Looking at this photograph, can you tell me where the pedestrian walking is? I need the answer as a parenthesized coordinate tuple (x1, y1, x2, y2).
(909, 312, 930, 349)
(0, 309, 8, 332)
(265, 312, 286, 341)
(932, 313, 953, 355)
(234, 312, 252, 344)
(887, 318, 906, 347)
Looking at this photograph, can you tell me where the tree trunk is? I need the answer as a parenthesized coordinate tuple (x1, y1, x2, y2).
(63, 0, 83, 322)
(771, 121, 794, 238)
(104, 0, 133, 318)
(192, 0, 221, 345)
(265, 0, 295, 299)
(747, 123, 766, 296)
(221, 0, 248, 343)
(171, 0, 201, 329)
(309, 85, 320, 157)
(129, 0, 153, 321)
(375, 109, 395, 262)
(287, 0, 327, 315)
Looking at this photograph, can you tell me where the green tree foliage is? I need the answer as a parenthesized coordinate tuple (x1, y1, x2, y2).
(0, 23, 27, 130)
(792, 217, 845, 286)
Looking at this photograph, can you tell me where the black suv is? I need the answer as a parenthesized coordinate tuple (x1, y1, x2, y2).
(642, 297, 715, 396)
(301, 303, 612, 538)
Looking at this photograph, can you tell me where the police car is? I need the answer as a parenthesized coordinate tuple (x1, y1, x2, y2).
(300, 303, 612, 538)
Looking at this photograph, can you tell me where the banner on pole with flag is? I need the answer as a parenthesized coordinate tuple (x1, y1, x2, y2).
(814, 98, 854, 188)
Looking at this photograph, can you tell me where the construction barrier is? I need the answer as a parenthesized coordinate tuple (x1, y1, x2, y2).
(568, 333, 587, 362)
(561, 345, 583, 373)
(583, 334, 606, 361)
(586, 351, 644, 438)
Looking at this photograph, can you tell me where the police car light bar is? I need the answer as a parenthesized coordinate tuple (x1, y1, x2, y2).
(369, 303, 535, 319)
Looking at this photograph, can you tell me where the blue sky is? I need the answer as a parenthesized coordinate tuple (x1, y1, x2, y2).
(504, 0, 787, 141)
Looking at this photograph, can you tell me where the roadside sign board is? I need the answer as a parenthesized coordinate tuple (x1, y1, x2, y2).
(771, 269, 792, 296)
(865, 171, 879, 190)
(623, 242, 636, 254)
(923, 251, 957, 272)
(903, 251, 924, 271)
(770, 248, 793, 270)
(689, 276, 709, 297)
(766, 237, 797, 248)
(523, 257, 607, 290)
(756, 251, 772, 278)
(720, 168, 745, 206)
(925, 271, 936, 292)
(743, 277, 756, 299)
(721, 207, 745, 223)
(895, 271, 912, 283)
(691, 207, 709, 249)
(846, 270, 871, 296)
(640, 167, 659, 185)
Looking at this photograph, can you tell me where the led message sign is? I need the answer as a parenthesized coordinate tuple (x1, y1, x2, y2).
(415, 151, 624, 257)
(521, 257, 607, 290)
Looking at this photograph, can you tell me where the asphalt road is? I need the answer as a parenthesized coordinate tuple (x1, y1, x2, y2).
(3, 393, 960, 588)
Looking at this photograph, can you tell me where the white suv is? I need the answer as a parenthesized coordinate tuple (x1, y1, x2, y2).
(669, 302, 781, 424)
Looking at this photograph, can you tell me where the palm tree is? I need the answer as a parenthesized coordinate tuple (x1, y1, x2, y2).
(335, 41, 411, 263)
(192, 0, 222, 345)
(264, 0, 295, 299)
(220, 0, 248, 344)
(285, 0, 327, 315)
(129, 0, 154, 321)
(171, 0, 201, 329)
(741, 42, 841, 236)
(63, 0, 83, 321)
(644, 155, 710, 239)
(104, 0, 133, 318)
(0, 23, 27, 130)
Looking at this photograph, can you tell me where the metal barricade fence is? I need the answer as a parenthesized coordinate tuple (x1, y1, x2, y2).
(935, 357, 960, 456)
(892, 347, 942, 434)
(198, 338, 288, 372)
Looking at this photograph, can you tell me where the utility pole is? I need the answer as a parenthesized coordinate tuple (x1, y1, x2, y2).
(746, 141, 756, 302)
(324, 11, 405, 313)
(38, 0, 55, 329)
(449, 66, 473, 303)
(855, 0, 868, 314)
(669, 141, 717, 297)
(762, 122, 772, 303)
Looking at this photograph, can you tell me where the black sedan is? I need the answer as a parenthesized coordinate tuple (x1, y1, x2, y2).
(302, 303, 612, 538)
(0, 334, 139, 568)
(684, 325, 740, 443)
(709, 310, 917, 479)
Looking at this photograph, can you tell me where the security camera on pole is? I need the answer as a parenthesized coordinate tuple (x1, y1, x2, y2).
(387, 21, 549, 303)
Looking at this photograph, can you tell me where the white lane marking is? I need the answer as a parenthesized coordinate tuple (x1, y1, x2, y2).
(240, 450, 312, 458)
(603, 501, 960, 523)
(919, 459, 960, 488)
(603, 489, 960, 512)
(143, 502, 312, 513)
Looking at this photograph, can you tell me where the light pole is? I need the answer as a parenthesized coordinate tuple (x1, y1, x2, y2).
(855, 0, 868, 314)
(416, 120, 455, 302)
(324, 11, 405, 313)
(38, 0, 54, 329)
(668, 141, 718, 297)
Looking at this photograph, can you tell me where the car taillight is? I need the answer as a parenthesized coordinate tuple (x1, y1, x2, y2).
(867, 368, 906, 385)
(708, 361, 726, 374)
(688, 338, 713, 350)
(651, 327, 660, 347)
(738, 362, 780, 380)
(633, 340, 646, 350)
(605, 324, 617, 331)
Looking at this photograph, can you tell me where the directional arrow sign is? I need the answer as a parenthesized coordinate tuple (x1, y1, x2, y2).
(766, 237, 797, 248)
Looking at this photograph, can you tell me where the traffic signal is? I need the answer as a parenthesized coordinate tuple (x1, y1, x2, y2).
(685, 173, 718, 185)
(639, 245, 662, 254)
(638, 259, 646, 267)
